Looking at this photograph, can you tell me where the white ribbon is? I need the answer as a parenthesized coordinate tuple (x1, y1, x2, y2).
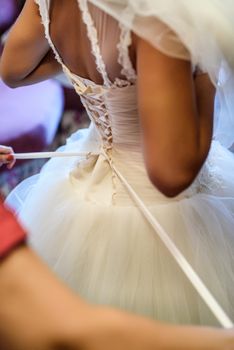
(14, 152, 99, 160)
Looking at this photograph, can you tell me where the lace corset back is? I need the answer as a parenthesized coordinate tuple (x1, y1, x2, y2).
(36, 0, 225, 198)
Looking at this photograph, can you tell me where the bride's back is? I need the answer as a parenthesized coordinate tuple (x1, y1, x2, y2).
(46, 0, 215, 197)
(49, 0, 136, 85)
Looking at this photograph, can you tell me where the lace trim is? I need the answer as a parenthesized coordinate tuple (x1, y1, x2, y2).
(196, 144, 225, 193)
(34, 0, 47, 21)
(77, 0, 112, 87)
(117, 23, 137, 83)
(186, 141, 225, 196)
(34, 0, 66, 68)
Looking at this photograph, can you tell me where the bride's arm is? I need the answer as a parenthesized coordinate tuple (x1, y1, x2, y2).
(0, 0, 61, 87)
(137, 38, 215, 197)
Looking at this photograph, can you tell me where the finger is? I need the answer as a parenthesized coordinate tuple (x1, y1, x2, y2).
(0, 146, 14, 154)
(6, 154, 15, 166)
(7, 159, 16, 170)
(1, 154, 15, 166)
(0, 154, 12, 164)
(0, 154, 16, 168)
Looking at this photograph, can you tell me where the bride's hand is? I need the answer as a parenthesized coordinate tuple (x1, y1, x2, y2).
(0, 146, 15, 169)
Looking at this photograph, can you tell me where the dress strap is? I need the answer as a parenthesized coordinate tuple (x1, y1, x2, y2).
(77, 0, 112, 87)
(116, 5, 136, 83)
(117, 23, 137, 83)
(35, 0, 49, 28)
(35, 0, 76, 81)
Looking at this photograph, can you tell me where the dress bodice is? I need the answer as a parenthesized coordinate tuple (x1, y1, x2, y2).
(70, 73, 141, 153)
(35, 0, 226, 201)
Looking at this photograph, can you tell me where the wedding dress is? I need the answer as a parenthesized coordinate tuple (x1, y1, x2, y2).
(6, 0, 234, 326)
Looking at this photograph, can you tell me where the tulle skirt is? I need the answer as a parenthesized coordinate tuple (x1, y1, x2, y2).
(6, 125, 234, 326)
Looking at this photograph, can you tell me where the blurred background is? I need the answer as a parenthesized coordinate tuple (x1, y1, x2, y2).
(0, 0, 89, 197)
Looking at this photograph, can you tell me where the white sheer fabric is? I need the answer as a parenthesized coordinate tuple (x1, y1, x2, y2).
(89, 0, 234, 76)
(7, 0, 234, 326)
(89, 0, 234, 148)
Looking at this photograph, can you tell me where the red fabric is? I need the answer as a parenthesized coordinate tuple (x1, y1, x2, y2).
(0, 200, 27, 259)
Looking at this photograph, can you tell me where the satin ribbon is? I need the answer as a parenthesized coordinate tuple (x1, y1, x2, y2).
(13, 152, 99, 160)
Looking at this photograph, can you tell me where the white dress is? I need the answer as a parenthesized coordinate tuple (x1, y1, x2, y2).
(7, 0, 234, 326)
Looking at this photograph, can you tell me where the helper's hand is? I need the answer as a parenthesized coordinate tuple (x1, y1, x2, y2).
(0, 146, 15, 169)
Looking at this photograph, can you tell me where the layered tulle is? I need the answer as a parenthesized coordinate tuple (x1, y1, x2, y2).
(7, 125, 234, 326)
